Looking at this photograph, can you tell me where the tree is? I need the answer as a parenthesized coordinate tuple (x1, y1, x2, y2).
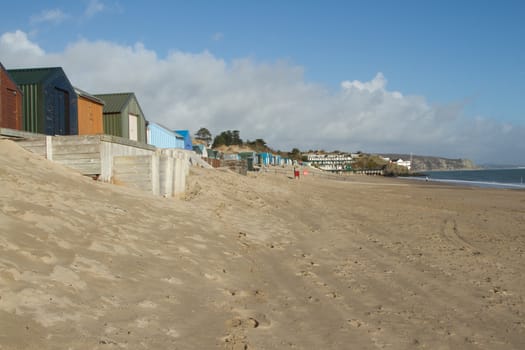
(212, 133, 226, 148)
(232, 130, 242, 145)
(289, 147, 302, 161)
(212, 129, 244, 148)
(195, 127, 212, 144)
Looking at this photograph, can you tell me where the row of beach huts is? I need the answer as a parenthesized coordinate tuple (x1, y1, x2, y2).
(0, 61, 192, 149)
(0, 61, 295, 170)
(0, 62, 205, 197)
(0, 61, 298, 196)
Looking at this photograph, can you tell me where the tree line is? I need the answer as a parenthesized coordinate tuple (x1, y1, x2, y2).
(194, 127, 302, 159)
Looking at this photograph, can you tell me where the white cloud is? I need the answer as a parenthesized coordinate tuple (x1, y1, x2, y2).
(0, 31, 45, 62)
(85, 0, 105, 17)
(30, 9, 69, 25)
(0, 30, 523, 164)
(212, 32, 224, 42)
(341, 72, 387, 93)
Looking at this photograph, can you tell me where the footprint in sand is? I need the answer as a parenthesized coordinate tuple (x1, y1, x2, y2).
(178, 246, 192, 254)
(228, 310, 271, 330)
(135, 317, 150, 328)
(138, 300, 157, 308)
(161, 276, 183, 285)
(165, 328, 180, 338)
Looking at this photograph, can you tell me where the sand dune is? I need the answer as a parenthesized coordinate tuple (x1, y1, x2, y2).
(1, 139, 524, 349)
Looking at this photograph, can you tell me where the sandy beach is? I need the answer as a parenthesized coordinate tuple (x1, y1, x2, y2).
(1, 139, 524, 349)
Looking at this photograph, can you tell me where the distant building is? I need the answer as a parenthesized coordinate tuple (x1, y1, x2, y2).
(391, 158, 411, 170)
(147, 122, 185, 149)
(305, 152, 353, 171)
(0, 62, 23, 130)
(8, 67, 78, 135)
(94, 92, 147, 143)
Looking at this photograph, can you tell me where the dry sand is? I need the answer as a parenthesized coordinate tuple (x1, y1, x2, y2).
(0, 139, 524, 349)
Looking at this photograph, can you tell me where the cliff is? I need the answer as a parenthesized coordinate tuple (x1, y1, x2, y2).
(380, 153, 477, 171)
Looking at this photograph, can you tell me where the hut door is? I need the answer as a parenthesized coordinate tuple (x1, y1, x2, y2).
(53, 88, 70, 135)
(128, 114, 138, 141)
(5, 88, 18, 129)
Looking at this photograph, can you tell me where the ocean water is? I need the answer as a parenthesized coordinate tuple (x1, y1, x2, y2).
(420, 168, 525, 189)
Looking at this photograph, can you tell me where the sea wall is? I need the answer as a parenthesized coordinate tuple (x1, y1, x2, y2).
(4, 130, 191, 197)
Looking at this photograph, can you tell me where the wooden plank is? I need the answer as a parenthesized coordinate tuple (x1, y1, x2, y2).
(100, 134, 156, 151)
(113, 170, 150, 175)
(52, 144, 101, 155)
(55, 160, 100, 167)
(0, 128, 45, 139)
(53, 153, 101, 160)
(57, 163, 101, 174)
(51, 136, 101, 146)
(16, 140, 47, 146)
(113, 167, 151, 174)
(113, 161, 150, 167)
(113, 163, 151, 170)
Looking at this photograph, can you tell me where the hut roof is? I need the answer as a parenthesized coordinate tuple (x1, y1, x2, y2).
(7, 67, 66, 85)
(0, 62, 22, 93)
(148, 121, 184, 139)
(74, 87, 105, 105)
(94, 92, 139, 114)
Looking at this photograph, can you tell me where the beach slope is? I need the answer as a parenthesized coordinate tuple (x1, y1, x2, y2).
(1, 140, 524, 349)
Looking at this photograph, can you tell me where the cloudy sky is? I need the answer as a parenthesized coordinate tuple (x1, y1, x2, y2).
(1, 0, 524, 165)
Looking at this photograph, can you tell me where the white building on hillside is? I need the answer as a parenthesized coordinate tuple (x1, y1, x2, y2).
(305, 153, 353, 172)
(392, 158, 411, 170)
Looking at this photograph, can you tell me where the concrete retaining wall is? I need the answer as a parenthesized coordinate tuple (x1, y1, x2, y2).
(113, 155, 159, 195)
(112, 149, 190, 197)
(5, 130, 194, 197)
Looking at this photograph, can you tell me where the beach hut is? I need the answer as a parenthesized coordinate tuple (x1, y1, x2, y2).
(239, 151, 258, 170)
(192, 144, 208, 158)
(75, 87, 104, 135)
(205, 149, 221, 168)
(258, 152, 271, 166)
(223, 153, 240, 161)
(147, 122, 185, 149)
(0, 62, 23, 130)
(8, 67, 78, 135)
(207, 149, 220, 160)
(174, 130, 193, 150)
(94, 92, 147, 142)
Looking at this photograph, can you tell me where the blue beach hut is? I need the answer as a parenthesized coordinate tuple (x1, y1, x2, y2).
(147, 122, 185, 148)
(174, 130, 193, 150)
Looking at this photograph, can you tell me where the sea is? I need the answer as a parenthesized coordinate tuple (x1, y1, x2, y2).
(415, 168, 525, 189)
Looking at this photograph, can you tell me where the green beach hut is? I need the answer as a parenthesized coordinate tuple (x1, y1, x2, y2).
(94, 92, 147, 143)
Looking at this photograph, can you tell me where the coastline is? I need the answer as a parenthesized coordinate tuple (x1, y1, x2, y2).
(1, 141, 524, 349)
(409, 168, 525, 190)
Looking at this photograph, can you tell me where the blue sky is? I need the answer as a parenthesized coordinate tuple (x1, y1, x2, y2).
(1, 0, 524, 164)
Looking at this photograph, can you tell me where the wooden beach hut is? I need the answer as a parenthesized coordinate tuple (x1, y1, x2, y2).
(0, 62, 23, 130)
(75, 87, 104, 135)
(146, 122, 185, 149)
(94, 92, 147, 143)
(7, 67, 78, 135)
